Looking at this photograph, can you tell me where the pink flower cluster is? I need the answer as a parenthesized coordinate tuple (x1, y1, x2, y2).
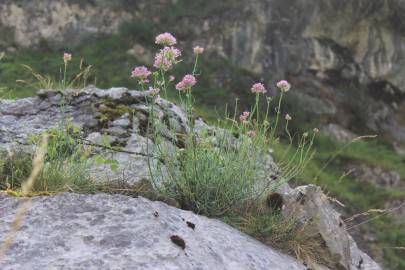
(154, 46, 181, 71)
(155, 32, 177, 46)
(128, 33, 205, 96)
(276, 80, 291, 92)
(131, 66, 151, 83)
(63, 52, 72, 63)
(239, 111, 250, 123)
(251, 83, 267, 94)
(175, 74, 197, 91)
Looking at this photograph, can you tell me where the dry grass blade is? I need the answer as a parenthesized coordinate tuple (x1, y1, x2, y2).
(314, 134, 378, 181)
(344, 208, 386, 223)
(0, 135, 48, 261)
(345, 202, 405, 231)
(18, 65, 55, 89)
(68, 64, 93, 88)
(382, 247, 405, 251)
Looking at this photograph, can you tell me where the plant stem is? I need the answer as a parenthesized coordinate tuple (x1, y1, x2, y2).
(270, 92, 284, 143)
(63, 63, 67, 89)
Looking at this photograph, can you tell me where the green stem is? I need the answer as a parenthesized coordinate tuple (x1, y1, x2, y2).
(63, 63, 67, 89)
(285, 120, 293, 143)
(192, 54, 199, 75)
(270, 92, 284, 143)
(255, 93, 260, 124)
(160, 69, 167, 99)
(264, 98, 271, 127)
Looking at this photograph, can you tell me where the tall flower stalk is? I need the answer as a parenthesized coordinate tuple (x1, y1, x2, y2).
(62, 53, 72, 89)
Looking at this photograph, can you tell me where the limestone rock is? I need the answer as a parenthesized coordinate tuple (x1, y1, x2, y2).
(0, 192, 306, 270)
(280, 185, 382, 270)
(0, 87, 195, 185)
(0, 87, 278, 187)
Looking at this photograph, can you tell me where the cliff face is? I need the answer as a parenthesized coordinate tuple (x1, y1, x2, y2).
(2, 0, 405, 148)
(0, 0, 132, 47)
(218, 0, 405, 145)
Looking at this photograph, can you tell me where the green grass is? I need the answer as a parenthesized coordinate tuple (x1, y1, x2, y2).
(0, 123, 95, 193)
(0, 34, 141, 98)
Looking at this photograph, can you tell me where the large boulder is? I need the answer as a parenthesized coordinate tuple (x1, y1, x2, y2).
(0, 87, 193, 185)
(0, 192, 305, 270)
(0, 87, 278, 186)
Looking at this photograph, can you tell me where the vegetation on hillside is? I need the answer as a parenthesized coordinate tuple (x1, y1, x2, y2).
(1, 36, 325, 267)
(1, 21, 404, 268)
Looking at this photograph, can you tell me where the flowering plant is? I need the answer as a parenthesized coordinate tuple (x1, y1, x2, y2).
(130, 33, 315, 216)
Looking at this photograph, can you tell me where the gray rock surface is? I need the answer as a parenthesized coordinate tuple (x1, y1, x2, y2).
(0, 87, 278, 187)
(280, 185, 382, 270)
(0, 87, 192, 185)
(0, 192, 305, 270)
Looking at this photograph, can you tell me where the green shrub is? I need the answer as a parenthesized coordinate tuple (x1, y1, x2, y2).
(33, 123, 94, 192)
(0, 151, 32, 190)
(154, 125, 270, 216)
(0, 122, 95, 194)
